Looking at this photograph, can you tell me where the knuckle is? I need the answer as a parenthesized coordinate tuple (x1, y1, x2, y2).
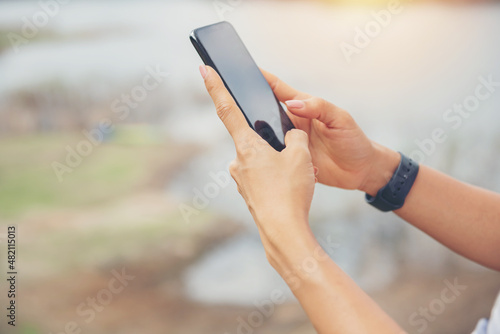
(311, 97, 328, 109)
(236, 140, 258, 159)
(215, 101, 234, 122)
(337, 109, 354, 124)
(229, 160, 239, 178)
(238, 164, 253, 179)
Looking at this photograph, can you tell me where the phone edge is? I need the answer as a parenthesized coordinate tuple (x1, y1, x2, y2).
(190, 26, 254, 129)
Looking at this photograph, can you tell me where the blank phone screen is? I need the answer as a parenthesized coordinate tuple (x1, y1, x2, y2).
(192, 22, 294, 151)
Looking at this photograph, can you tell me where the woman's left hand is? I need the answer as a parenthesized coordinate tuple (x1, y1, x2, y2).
(200, 65, 317, 259)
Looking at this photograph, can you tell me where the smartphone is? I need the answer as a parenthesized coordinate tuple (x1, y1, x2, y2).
(190, 21, 294, 151)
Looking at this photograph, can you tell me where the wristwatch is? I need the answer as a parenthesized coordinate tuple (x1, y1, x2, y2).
(365, 152, 419, 212)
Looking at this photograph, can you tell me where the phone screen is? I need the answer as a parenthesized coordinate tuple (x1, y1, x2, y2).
(191, 22, 294, 151)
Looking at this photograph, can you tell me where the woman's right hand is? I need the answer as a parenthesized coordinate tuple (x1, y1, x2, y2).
(262, 70, 400, 196)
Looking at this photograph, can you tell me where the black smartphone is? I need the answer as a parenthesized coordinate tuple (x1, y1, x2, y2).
(190, 21, 295, 151)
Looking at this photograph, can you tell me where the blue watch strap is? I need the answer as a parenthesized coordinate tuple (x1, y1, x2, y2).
(365, 153, 419, 212)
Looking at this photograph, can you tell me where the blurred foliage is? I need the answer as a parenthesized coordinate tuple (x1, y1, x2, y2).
(0, 127, 169, 219)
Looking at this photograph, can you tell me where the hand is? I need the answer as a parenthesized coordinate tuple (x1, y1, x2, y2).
(200, 65, 317, 256)
(200, 66, 407, 334)
(261, 70, 400, 196)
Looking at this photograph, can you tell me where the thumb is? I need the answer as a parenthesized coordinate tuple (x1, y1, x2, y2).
(284, 129, 310, 155)
(285, 97, 347, 129)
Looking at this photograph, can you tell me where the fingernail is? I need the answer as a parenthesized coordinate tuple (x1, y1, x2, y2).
(285, 100, 305, 109)
(313, 166, 319, 176)
(199, 65, 207, 79)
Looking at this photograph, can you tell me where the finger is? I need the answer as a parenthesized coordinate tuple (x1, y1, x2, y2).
(284, 129, 310, 154)
(260, 69, 308, 129)
(201, 65, 254, 143)
(285, 97, 346, 129)
(261, 69, 310, 102)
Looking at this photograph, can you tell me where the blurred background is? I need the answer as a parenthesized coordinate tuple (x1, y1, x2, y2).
(0, 0, 500, 333)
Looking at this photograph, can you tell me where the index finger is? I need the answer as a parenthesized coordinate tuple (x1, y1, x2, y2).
(201, 65, 254, 144)
(260, 69, 310, 102)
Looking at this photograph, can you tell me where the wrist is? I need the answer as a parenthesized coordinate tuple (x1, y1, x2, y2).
(360, 143, 401, 197)
(259, 219, 320, 274)
(263, 222, 339, 292)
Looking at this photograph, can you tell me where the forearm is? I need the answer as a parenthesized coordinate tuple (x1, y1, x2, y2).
(396, 165, 500, 270)
(363, 146, 500, 270)
(264, 225, 404, 334)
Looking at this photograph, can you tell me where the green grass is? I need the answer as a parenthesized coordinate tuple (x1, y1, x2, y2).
(21, 324, 40, 334)
(0, 130, 169, 219)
